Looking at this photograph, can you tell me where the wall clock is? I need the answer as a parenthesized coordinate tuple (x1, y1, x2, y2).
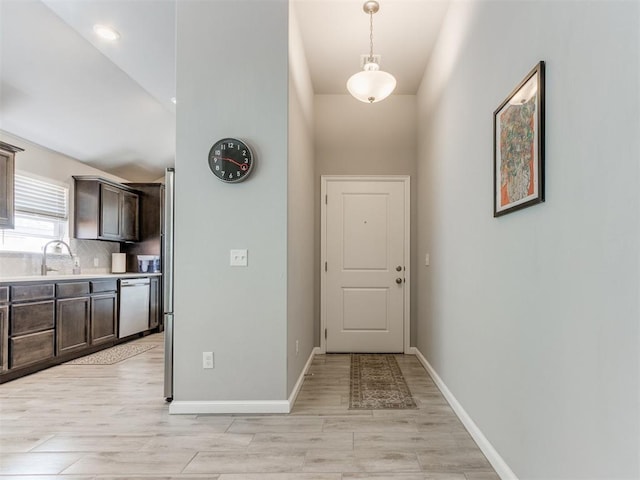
(208, 138, 255, 183)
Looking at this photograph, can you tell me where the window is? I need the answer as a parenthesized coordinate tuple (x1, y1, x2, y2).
(0, 173, 69, 253)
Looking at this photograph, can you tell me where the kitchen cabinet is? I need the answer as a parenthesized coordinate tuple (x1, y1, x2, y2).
(122, 183, 164, 272)
(9, 284, 55, 369)
(0, 275, 158, 383)
(56, 282, 91, 355)
(12, 283, 54, 303)
(0, 141, 24, 230)
(73, 176, 139, 242)
(10, 331, 55, 370)
(120, 191, 139, 241)
(10, 300, 55, 336)
(99, 183, 121, 239)
(57, 297, 90, 355)
(91, 280, 118, 345)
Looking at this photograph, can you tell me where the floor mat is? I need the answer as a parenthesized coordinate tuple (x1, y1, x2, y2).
(349, 353, 417, 409)
(65, 343, 157, 365)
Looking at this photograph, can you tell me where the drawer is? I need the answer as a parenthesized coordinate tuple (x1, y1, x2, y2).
(10, 330, 55, 369)
(91, 279, 118, 293)
(10, 300, 55, 336)
(0, 286, 8, 304)
(11, 284, 54, 302)
(56, 282, 90, 298)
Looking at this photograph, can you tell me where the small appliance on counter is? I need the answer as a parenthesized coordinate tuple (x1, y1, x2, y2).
(111, 253, 126, 273)
(137, 255, 160, 273)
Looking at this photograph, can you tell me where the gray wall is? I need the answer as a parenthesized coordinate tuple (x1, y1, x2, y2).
(314, 94, 417, 346)
(174, 0, 289, 401)
(287, 5, 316, 395)
(416, 0, 639, 477)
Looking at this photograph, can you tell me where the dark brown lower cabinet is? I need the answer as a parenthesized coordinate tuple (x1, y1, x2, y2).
(0, 276, 159, 383)
(11, 300, 55, 336)
(91, 293, 117, 345)
(9, 299, 55, 369)
(56, 297, 90, 355)
(0, 305, 7, 372)
(10, 330, 55, 369)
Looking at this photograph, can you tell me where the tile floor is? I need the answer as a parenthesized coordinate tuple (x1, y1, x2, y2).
(0, 333, 499, 479)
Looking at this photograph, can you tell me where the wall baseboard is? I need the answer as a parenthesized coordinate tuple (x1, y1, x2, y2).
(169, 400, 290, 414)
(287, 346, 320, 407)
(412, 348, 518, 480)
(170, 347, 319, 415)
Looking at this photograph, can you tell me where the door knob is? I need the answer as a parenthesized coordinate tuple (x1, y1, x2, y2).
(396, 265, 402, 272)
(395, 277, 403, 284)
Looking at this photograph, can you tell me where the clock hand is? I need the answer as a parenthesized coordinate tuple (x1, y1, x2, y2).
(220, 156, 245, 168)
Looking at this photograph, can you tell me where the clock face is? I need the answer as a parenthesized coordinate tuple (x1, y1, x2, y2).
(208, 138, 254, 183)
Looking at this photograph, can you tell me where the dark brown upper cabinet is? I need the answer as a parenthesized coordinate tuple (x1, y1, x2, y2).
(0, 142, 24, 230)
(73, 176, 139, 243)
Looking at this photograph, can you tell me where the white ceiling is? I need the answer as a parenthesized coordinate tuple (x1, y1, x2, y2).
(294, 0, 449, 95)
(0, 0, 448, 181)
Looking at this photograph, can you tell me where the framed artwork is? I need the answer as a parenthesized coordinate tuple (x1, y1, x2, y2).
(493, 61, 545, 217)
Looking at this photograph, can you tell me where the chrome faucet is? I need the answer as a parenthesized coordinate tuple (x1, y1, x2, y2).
(41, 240, 74, 276)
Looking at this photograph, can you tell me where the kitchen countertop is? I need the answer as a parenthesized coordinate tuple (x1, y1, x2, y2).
(0, 272, 162, 283)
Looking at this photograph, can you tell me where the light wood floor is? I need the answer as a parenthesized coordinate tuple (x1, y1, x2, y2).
(0, 333, 499, 479)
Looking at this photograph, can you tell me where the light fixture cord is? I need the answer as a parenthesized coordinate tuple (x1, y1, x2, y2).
(369, 9, 374, 62)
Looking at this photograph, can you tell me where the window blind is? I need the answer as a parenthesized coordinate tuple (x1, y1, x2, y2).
(14, 174, 68, 220)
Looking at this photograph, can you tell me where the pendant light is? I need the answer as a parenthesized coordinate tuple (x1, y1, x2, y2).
(347, 1, 396, 104)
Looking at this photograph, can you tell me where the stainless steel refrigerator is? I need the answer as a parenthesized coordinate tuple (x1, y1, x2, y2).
(163, 168, 175, 401)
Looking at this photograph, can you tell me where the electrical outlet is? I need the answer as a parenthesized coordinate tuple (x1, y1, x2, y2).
(295, 340, 299, 355)
(230, 249, 248, 267)
(93, 257, 99, 267)
(203, 352, 214, 369)
(425, 253, 430, 266)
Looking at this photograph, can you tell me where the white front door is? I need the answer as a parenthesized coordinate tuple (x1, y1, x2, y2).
(322, 177, 408, 353)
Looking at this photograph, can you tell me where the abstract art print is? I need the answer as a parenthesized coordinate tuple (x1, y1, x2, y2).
(493, 61, 545, 217)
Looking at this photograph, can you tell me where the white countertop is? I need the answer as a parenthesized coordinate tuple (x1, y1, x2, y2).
(0, 272, 162, 283)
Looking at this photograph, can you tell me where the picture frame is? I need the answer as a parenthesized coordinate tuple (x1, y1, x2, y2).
(493, 61, 545, 217)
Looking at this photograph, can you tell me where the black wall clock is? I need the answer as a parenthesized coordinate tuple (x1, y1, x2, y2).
(208, 138, 255, 183)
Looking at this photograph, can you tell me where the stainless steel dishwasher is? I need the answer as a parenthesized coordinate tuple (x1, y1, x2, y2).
(118, 278, 150, 338)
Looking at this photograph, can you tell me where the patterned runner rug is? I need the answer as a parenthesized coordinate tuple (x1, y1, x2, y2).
(349, 354, 417, 409)
(65, 343, 157, 365)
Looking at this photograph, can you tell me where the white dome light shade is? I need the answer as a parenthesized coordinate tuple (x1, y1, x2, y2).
(347, 62, 397, 104)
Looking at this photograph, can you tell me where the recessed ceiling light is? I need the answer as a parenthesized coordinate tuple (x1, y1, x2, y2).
(93, 24, 120, 41)
(170, 97, 177, 104)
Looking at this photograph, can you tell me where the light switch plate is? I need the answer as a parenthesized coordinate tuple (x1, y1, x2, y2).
(425, 253, 430, 266)
(230, 249, 248, 267)
(203, 352, 214, 369)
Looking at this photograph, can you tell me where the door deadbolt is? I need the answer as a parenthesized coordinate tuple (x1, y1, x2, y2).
(396, 265, 402, 272)
(395, 277, 403, 284)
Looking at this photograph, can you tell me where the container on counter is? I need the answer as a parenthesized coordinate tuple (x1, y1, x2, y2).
(111, 253, 126, 273)
(137, 255, 160, 273)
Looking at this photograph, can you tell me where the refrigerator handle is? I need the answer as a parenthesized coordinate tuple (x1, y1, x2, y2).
(163, 313, 174, 401)
(163, 168, 175, 313)
(163, 167, 175, 402)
